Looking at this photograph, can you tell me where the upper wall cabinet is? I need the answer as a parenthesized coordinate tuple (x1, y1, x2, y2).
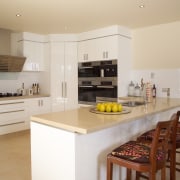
(11, 32, 47, 72)
(78, 35, 119, 62)
(17, 40, 45, 71)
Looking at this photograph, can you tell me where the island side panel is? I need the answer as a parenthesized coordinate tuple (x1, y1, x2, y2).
(31, 122, 76, 180)
(30, 108, 178, 180)
(75, 108, 178, 180)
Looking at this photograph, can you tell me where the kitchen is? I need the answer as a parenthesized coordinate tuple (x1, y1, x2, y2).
(0, 1, 180, 180)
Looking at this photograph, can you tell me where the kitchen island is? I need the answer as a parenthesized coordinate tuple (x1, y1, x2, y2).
(31, 98, 180, 180)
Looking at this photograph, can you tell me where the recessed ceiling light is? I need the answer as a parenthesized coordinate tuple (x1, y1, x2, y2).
(16, 14, 21, 17)
(139, 4, 145, 8)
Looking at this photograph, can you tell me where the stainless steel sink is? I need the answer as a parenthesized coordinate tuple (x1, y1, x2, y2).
(121, 101, 145, 107)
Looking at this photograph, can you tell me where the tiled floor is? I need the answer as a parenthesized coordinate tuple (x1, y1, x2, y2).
(0, 130, 179, 180)
(0, 130, 31, 180)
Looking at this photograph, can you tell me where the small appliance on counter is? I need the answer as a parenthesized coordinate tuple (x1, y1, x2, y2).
(0, 92, 22, 98)
(27, 88, 33, 96)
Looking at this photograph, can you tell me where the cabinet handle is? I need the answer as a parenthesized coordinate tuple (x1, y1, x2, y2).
(0, 109, 24, 114)
(106, 51, 108, 59)
(41, 100, 43, 106)
(65, 82, 67, 98)
(62, 82, 64, 97)
(38, 100, 40, 106)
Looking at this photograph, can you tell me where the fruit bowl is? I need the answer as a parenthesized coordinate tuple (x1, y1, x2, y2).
(89, 102, 131, 115)
(89, 107, 131, 115)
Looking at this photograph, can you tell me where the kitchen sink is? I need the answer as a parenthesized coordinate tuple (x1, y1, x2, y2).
(121, 101, 145, 107)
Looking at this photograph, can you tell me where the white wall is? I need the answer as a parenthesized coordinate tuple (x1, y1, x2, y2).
(131, 21, 180, 98)
(0, 29, 11, 55)
(132, 21, 180, 69)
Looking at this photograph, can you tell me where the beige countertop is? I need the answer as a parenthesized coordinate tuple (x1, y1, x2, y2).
(0, 94, 50, 101)
(31, 97, 180, 134)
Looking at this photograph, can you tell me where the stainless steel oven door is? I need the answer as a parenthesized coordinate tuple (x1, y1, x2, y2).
(78, 85, 97, 104)
(78, 85, 117, 104)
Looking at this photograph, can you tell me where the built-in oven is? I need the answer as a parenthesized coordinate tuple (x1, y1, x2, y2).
(78, 62, 100, 77)
(78, 77, 117, 104)
(78, 60, 118, 104)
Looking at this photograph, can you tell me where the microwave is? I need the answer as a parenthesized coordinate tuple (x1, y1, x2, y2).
(78, 60, 117, 78)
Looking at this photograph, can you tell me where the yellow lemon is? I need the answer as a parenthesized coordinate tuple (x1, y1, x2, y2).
(96, 103, 101, 111)
(112, 104, 118, 112)
(105, 105, 112, 112)
(118, 104, 123, 112)
(99, 104, 105, 112)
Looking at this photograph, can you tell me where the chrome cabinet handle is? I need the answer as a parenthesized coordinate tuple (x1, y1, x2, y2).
(65, 82, 67, 98)
(0, 109, 24, 114)
(79, 85, 94, 88)
(41, 100, 43, 106)
(106, 51, 108, 58)
(62, 82, 64, 97)
(96, 85, 115, 89)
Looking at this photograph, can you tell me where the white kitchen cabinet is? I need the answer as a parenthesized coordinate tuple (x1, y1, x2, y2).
(78, 35, 119, 62)
(50, 41, 78, 112)
(27, 97, 51, 116)
(95, 35, 119, 60)
(78, 39, 95, 62)
(17, 40, 45, 71)
(11, 32, 48, 71)
(0, 99, 29, 135)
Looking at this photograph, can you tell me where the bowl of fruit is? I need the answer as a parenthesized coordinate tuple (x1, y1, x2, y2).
(89, 102, 131, 115)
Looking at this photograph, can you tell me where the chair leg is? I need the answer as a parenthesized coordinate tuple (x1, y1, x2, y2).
(126, 168, 132, 180)
(135, 171, 140, 180)
(107, 157, 113, 180)
(170, 149, 176, 180)
(149, 171, 156, 180)
(161, 167, 166, 180)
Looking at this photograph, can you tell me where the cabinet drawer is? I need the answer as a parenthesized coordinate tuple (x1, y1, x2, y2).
(0, 101, 27, 126)
(0, 101, 25, 113)
(0, 109, 28, 126)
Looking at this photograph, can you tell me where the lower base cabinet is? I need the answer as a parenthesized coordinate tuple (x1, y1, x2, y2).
(0, 99, 29, 135)
(0, 97, 52, 135)
(27, 97, 52, 116)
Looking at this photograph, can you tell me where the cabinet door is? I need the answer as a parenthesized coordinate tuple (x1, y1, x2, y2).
(64, 42, 78, 110)
(50, 42, 65, 112)
(28, 97, 51, 115)
(78, 40, 95, 62)
(50, 42, 78, 112)
(95, 35, 119, 61)
(18, 40, 44, 71)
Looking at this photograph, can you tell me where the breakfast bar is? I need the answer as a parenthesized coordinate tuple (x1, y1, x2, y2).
(30, 98, 180, 180)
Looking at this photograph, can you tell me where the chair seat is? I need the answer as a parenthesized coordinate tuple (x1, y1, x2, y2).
(111, 141, 165, 164)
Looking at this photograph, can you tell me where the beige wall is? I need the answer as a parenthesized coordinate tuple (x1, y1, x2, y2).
(132, 21, 180, 69)
(0, 28, 11, 55)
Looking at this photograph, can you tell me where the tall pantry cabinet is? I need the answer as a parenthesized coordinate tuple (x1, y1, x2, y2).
(50, 40, 78, 112)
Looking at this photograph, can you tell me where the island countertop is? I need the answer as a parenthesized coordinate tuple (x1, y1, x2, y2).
(31, 97, 180, 134)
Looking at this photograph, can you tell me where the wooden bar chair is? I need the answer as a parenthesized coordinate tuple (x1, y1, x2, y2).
(136, 111, 180, 180)
(107, 118, 177, 180)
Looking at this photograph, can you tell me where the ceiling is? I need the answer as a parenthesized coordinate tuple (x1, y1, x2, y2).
(0, 0, 180, 34)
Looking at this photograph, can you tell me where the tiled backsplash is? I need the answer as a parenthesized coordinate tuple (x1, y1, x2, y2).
(0, 72, 40, 93)
(131, 69, 180, 98)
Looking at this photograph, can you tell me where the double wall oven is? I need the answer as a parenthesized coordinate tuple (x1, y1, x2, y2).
(78, 60, 117, 104)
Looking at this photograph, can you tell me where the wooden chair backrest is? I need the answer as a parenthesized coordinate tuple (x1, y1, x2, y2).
(150, 114, 179, 166)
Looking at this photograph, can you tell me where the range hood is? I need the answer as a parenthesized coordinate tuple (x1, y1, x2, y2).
(0, 55, 26, 72)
